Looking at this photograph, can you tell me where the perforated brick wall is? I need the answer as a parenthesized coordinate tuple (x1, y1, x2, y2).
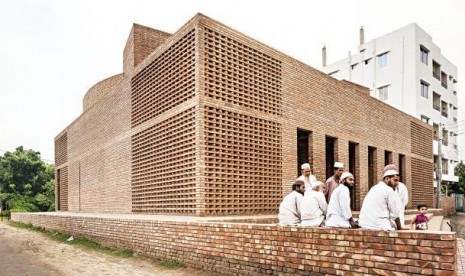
(411, 158, 434, 207)
(54, 132, 67, 166)
(131, 29, 196, 127)
(57, 166, 68, 211)
(131, 108, 197, 214)
(203, 106, 282, 215)
(203, 28, 282, 115)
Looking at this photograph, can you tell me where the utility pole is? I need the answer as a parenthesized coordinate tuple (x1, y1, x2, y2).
(437, 123, 442, 208)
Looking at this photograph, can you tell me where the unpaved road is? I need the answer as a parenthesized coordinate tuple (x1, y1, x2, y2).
(0, 221, 210, 276)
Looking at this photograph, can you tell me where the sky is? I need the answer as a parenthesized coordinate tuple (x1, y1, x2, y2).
(1, 0, 464, 163)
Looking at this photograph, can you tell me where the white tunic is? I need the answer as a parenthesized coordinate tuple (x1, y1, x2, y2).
(325, 184, 352, 228)
(298, 174, 318, 190)
(396, 182, 408, 227)
(359, 182, 400, 231)
(278, 191, 303, 226)
(301, 190, 327, 226)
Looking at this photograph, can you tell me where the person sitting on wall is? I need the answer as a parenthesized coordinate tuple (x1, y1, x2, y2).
(301, 181, 327, 227)
(358, 170, 402, 231)
(297, 163, 318, 190)
(384, 164, 409, 228)
(324, 162, 344, 203)
(410, 204, 434, 230)
(325, 172, 358, 228)
(278, 180, 305, 226)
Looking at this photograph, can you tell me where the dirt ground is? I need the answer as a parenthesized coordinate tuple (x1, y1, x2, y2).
(0, 221, 210, 276)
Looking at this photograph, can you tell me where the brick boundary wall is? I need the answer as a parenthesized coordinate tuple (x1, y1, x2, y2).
(12, 213, 456, 275)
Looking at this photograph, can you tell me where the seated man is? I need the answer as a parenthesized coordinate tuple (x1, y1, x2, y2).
(359, 170, 401, 231)
(325, 172, 357, 228)
(278, 180, 305, 226)
(301, 181, 327, 227)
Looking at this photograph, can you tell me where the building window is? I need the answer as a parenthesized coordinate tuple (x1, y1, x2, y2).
(420, 81, 429, 99)
(433, 60, 441, 80)
(441, 71, 448, 88)
(441, 100, 448, 117)
(442, 129, 448, 146)
(454, 117, 457, 123)
(378, 52, 388, 68)
(420, 115, 429, 124)
(433, 124, 439, 140)
(442, 159, 448, 175)
(432, 92, 440, 111)
(420, 45, 429, 65)
(378, 85, 389, 101)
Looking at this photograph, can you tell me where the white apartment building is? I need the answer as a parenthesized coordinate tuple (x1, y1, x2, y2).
(322, 23, 459, 189)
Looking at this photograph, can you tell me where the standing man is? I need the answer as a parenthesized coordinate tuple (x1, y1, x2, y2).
(324, 162, 344, 203)
(384, 164, 408, 228)
(359, 170, 402, 231)
(298, 163, 318, 190)
(325, 172, 357, 228)
(278, 180, 305, 226)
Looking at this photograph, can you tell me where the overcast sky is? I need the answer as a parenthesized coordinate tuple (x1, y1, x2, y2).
(1, 0, 464, 162)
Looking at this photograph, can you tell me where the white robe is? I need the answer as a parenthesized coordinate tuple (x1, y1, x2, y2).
(325, 185, 352, 228)
(301, 190, 327, 226)
(359, 182, 400, 231)
(278, 191, 303, 226)
(396, 182, 408, 227)
(298, 174, 318, 190)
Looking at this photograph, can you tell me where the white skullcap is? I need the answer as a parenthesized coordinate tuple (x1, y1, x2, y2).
(312, 181, 324, 190)
(301, 163, 311, 169)
(334, 162, 344, 168)
(340, 172, 353, 181)
(383, 170, 399, 177)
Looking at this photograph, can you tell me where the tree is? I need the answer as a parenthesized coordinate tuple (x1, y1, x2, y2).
(451, 161, 465, 194)
(0, 146, 55, 212)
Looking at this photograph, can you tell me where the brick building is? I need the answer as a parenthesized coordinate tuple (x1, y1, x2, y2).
(55, 13, 434, 216)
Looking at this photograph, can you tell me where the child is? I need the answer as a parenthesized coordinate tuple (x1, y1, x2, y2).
(410, 204, 433, 230)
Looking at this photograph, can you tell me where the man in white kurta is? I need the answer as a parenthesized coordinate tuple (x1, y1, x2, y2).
(278, 180, 305, 226)
(301, 181, 327, 227)
(325, 172, 356, 228)
(359, 170, 402, 231)
(383, 164, 409, 228)
(297, 163, 318, 190)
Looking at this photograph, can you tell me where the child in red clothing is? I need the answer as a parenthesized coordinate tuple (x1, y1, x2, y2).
(410, 204, 433, 230)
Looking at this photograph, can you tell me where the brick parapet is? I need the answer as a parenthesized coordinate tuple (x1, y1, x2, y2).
(12, 213, 456, 275)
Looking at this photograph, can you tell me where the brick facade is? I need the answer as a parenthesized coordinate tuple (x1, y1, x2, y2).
(12, 213, 457, 275)
(55, 13, 434, 215)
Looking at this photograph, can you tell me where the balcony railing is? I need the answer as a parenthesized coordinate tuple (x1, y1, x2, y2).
(433, 72, 440, 80)
(442, 140, 449, 146)
(441, 82, 448, 89)
(442, 111, 448, 117)
(433, 104, 440, 111)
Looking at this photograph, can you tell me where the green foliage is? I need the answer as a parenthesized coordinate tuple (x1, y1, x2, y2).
(451, 162, 465, 194)
(0, 146, 55, 212)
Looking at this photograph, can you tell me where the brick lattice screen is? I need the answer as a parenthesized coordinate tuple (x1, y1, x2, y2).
(58, 166, 68, 211)
(203, 28, 282, 115)
(410, 121, 433, 159)
(54, 132, 67, 166)
(203, 106, 282, 215)
(131, 108, 197, 213)
(411, 157, 434, 207)
(131, 29, 196, 127)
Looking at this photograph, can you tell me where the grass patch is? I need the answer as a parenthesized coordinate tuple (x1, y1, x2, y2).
(8, 221, 134, 258)
(7, 221, 185, 269)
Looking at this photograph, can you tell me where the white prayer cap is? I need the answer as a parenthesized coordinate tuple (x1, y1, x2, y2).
(334, 162, 344, 168)
(383, 170, 399, 177)
(301, 163, 311, 170)
(383, 164, 398, 173)
(340, 172, 353, 181)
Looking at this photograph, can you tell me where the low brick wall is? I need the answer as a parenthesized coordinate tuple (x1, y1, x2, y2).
(12, 213, 456, 275)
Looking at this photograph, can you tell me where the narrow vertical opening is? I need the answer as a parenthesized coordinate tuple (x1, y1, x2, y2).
(368, 146, 377, 189)
(384, 150, 393, 166)
(399, 154, 405, 183)
(325, 136, 337, 179)
(297, 129, 311, 177)
(57, 169, 61, 211)
(349, 142, 359, 210)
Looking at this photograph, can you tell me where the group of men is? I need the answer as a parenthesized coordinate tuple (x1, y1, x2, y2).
(278, 162, 409, 231)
